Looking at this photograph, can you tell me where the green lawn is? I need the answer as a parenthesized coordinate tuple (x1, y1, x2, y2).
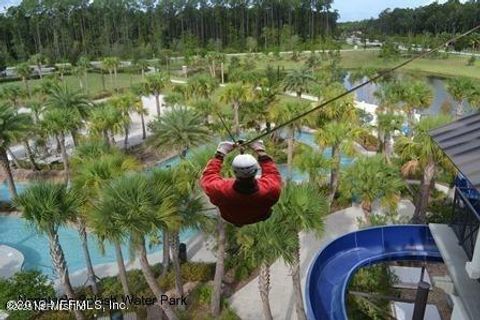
(339, 50, 480, 79)
(2, 50, 478, 100)
(0, 72, 144, 97)
(244, 49, 480, 80)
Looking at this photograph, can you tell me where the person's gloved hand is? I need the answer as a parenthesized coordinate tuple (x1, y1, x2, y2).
(217, 141, 235, 156)
(250, 140, 266, 154)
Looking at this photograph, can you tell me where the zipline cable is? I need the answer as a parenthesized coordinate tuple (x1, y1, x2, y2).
(240, 24, 480, 147)
(217, 112, 237, 144)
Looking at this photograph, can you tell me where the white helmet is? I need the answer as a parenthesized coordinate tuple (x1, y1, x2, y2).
(232, 154, 259, 178)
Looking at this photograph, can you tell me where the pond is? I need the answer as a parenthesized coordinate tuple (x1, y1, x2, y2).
(343, 75, 473, 116)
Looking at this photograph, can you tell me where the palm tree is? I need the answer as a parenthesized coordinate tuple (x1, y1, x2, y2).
(189, 149, 229, 317)
(102, 56, 120, 90)
(186, 73, 219, 99)
(96, 174, 179, 320)
(0, 104, 31, 198)
(316, 121, 364, 203)
(42, 108, 82, 184)
(149, 165, 203, 302)
(55, 63, 70, 82)
(88, 103, 123, 145)
(130, 84, 149, 139)
(311, 82, 357, 124)
(400, 81, 433, 131)
(191, 98, 221, 125)
(111, 94, 135, 150)
(373, 81, 402, 115)
(72, 146, 139, 295)
(29, 53, 47, 79)
(374, 81, 403, 152)
(9, 117, 41, 171)
(46, 83, 91, 147)
(206, 51, 225, 79)
(77, 56, 90, 93)
(15, 63, 32, 96)
(272, 182, 329, 320)
(395, 115, 453, 223)
(135, 58, 149, 81)
(377, 113, 404, 161)
(148, 106, 210, 158)
(269, 100, 310, 178)
(293, 144, 330, 186)
(145, 73, 169, 116)
(218, 82, 252, 136)
(0, 84, 27, 108)
(0, 87, 41, 171)
(164, 91, 185, 109)
(14, 183, 85, 320)
(467, 82, 480, 110)
(447, 77, 475, 118)
(254, 80, 280, 131)
(340, 155, 404, 222)
(89, 206, 131, 297)
(237, 219, 297, 320)
(136, 97, 149, 140)
(282, 69, 315, 98)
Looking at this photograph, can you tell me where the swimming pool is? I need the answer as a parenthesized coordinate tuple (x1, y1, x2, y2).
(0, 216, 196, 279)
(0, 182, 29, 202)
(0, 131, 353, 279)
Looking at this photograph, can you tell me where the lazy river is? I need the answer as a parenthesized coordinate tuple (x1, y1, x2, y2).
(0, 131, 352, 279)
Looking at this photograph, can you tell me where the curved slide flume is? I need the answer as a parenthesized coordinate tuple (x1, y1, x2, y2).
(305, 225, 443, 320)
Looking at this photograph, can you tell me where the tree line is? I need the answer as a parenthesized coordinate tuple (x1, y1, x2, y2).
(0, 0, 338, 65)
(340, 0, 480, 49)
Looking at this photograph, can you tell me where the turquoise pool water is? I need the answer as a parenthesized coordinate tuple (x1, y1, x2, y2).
(0, 182, 29, 202)
(0, 216, 195, 279)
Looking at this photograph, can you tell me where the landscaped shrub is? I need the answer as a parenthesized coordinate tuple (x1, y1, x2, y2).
(219, 306, 241, 320)
(195, 284, 213, 305)
(0, 271, 55, 320)
(181, 262, 215, 282)
(427, 199, 454, 224)
(158, 262, 215, 290)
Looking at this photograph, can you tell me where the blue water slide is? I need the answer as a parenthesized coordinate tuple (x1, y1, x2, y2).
(305, 225, 443, 320)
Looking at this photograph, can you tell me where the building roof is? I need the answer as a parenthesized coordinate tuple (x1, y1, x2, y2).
(430, 112, 480, 191)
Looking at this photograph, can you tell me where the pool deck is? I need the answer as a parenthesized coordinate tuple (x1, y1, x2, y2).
(0, 245, 24, 278)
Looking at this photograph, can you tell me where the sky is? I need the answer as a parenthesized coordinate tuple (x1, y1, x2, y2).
(0, 0, 466, 21)
(334, 0, 463, 22)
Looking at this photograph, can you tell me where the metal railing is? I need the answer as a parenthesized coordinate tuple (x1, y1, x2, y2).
(451, 187, 480, 261)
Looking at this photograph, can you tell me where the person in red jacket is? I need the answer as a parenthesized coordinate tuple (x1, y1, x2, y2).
(200, 140, 282, 227)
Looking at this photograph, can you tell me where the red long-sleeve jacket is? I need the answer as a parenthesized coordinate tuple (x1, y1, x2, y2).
(200, 155, 282, 227)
